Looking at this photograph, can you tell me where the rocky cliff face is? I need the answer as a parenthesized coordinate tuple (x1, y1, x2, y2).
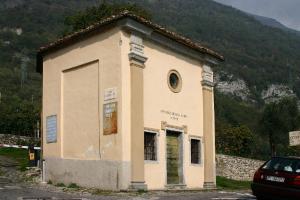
(261, 84, 297, 103)
(215, 72, 298, 104)
(216, 79, 251, 101)
(215, 73, 252, 101)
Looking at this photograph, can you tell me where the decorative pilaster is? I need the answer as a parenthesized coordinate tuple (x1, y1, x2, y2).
(129, 34, 148, 68)
(201, 65, 214, 88)
(129, 34, 147, 190)
(202, 65, 216, 189)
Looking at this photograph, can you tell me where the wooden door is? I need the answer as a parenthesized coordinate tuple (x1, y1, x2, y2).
(167, 131, 180, 184)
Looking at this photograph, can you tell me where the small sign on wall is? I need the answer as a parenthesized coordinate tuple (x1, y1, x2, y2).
(103, 102, 117, 135)
(104, 87, 117, 101)
(46, 115, 57, 143)
(29, 153, 35, 160)
(289, 131, 300, 146)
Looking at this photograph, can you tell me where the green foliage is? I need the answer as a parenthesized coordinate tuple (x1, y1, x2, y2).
(293, 80, 300, 98)
(260, 97, 300, 156)
(64, 2, 151, 34)
(216, 96, 300, 159)
(55, 182, 66, 187)
(286, 145, 300, 156)
(215, 92, 271, 159)
(216, 176, 251, 190)
(137, 189, 147, 194)
(0, 147, 28, 171)
(68, 183, 80, 188)
(215, 91, 260, 131)
(0, 98, 39, 136)
(216, 124, 255, 157)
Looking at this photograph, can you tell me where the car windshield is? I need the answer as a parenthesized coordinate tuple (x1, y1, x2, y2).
(262, 157, 300, 173)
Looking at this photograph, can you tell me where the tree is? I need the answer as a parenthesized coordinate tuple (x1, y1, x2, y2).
(216, 124, 255, 157)
(260, 97, 300, 156)
(0, 93, 40, 137)
(64, 2, 151, 34)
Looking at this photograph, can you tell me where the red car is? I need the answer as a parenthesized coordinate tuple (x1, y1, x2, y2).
(252, 156, 300, 200)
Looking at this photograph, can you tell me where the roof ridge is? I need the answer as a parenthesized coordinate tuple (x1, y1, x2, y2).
(38, 11, 224, 61)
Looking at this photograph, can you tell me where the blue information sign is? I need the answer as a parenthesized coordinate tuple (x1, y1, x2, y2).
(46, 115, 57, 143)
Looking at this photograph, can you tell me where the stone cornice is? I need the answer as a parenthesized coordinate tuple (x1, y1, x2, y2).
(121, 18, 221, 67)
(161, 121, 188, 134)
(201, 80, 215, 88)
(128, 33, 148, 68)
(202, 65, 214, 88)
(128, 52, 148, 64)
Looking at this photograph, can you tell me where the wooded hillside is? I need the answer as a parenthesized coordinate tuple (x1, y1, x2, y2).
(0, 0, 299, 158)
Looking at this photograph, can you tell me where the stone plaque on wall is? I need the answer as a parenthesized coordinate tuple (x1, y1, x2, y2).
(103, 102, 117, 135)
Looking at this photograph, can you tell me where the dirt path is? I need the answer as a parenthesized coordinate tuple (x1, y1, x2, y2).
(0, 155, 25, 188)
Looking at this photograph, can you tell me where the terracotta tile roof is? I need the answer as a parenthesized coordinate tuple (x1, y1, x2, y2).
(37, 11, 224, 73)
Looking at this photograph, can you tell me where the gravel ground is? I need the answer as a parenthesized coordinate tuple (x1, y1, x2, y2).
(1, 186, 256, 200)
(0, 155, 256, 200)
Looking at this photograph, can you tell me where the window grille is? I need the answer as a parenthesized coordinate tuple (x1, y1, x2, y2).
(144, 132, 157, 161)
(191, 139, 200, 164)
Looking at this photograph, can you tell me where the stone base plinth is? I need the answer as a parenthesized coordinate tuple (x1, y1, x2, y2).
(129, 181, 147, 190)
(203, 182, 216, 189)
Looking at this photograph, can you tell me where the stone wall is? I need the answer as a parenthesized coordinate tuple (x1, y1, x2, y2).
(0, 134, 40, 146)
(216, 154, 265, 181)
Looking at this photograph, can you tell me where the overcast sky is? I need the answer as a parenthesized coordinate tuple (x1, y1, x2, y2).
(214, 0, 300, 31)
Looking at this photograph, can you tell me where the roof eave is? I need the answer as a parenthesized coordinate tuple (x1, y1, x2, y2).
(36, 12, 224, 74)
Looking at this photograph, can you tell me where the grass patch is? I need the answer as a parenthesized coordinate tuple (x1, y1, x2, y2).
(90, 189, 115, 196)
(68, 183, 80, 188)
(137, 189, 147, 194)
(0, 147, 28, 170)
(216, 176, 251, 190)
(56, 182, 66, 187)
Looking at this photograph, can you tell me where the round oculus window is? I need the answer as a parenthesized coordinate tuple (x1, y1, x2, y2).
(167, 70, 182, 93)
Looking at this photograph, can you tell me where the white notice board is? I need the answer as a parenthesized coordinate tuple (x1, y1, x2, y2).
(46, 115, 57, 143)
(104, 87, 117, 101)
(289, 131, 300, 146)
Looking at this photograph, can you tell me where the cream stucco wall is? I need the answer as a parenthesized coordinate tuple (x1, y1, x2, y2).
(43, 27, 131, 189)
(43, 27, 123, 160)
(62, 61, 100, 159)
(120, 31, 205, 189)
(144, 42, 205, 189)
(42, 25, 215, 190)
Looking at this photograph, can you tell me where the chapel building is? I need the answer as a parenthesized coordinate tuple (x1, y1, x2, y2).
(37, 12, 224, 190)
